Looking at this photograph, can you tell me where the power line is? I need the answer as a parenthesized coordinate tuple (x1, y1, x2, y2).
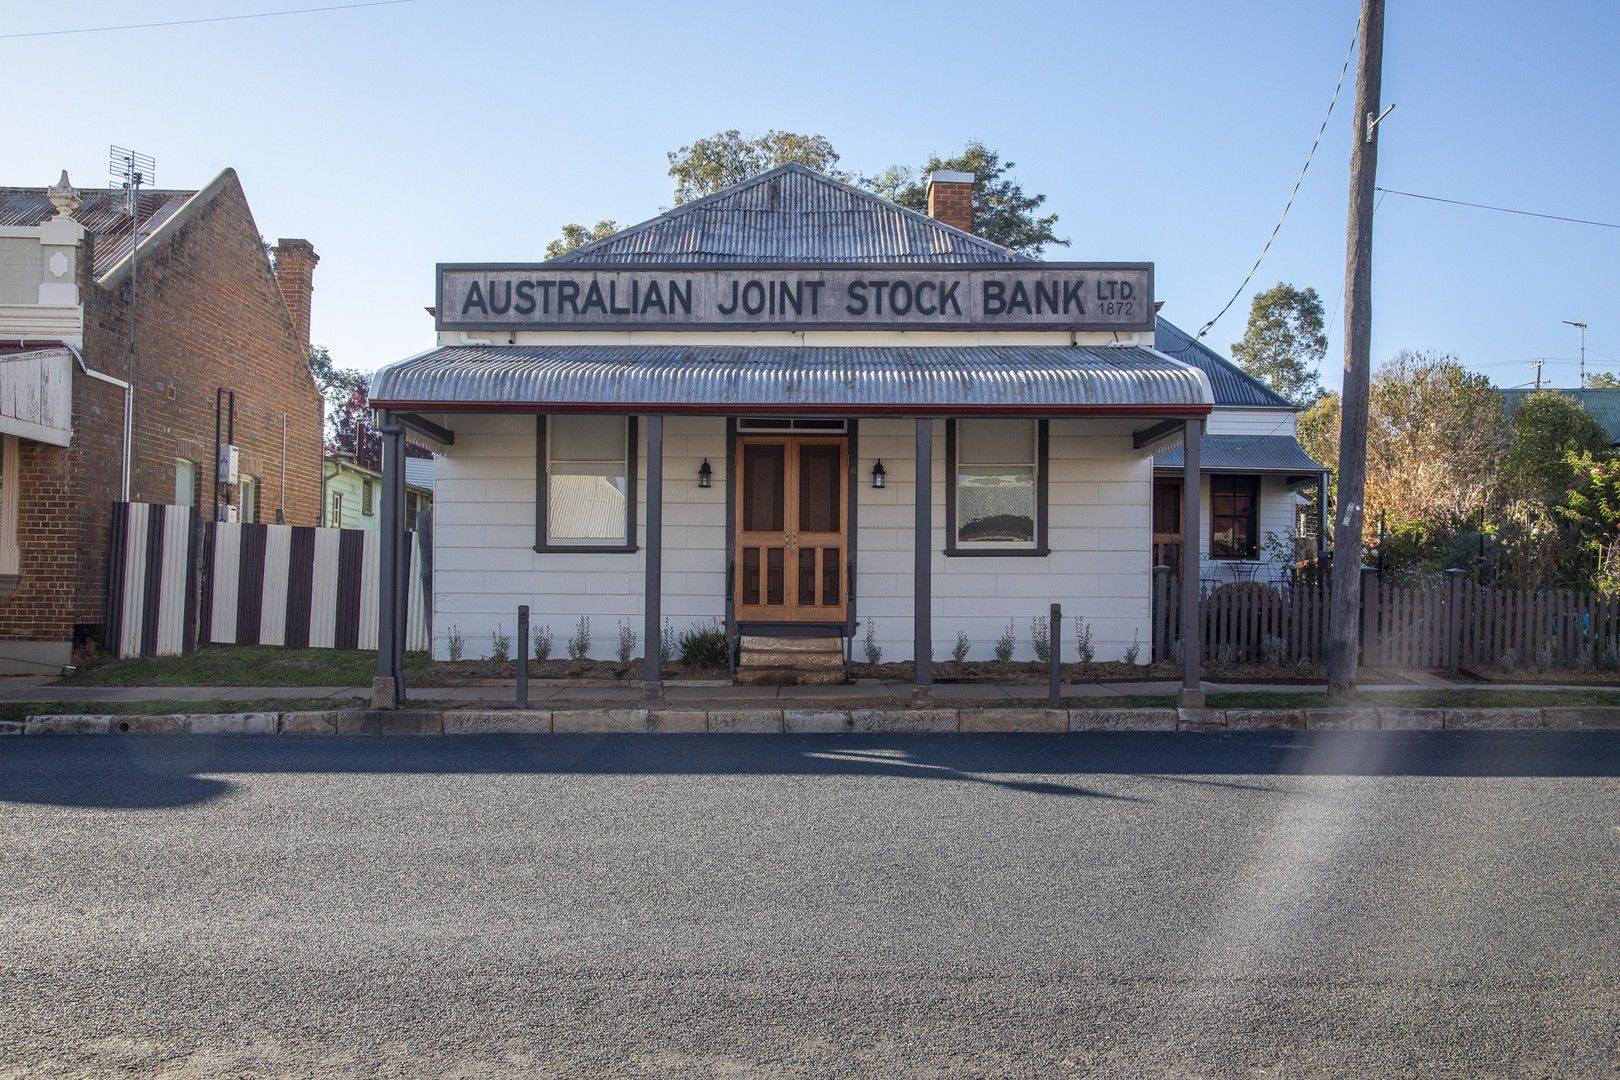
(1374, 187, 1620, 230)
(0, 0, 416, 40)
(1197, 26, 1359, 340)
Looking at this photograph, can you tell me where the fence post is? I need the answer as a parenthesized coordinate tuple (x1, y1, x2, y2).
(1358, 566, 1379, 669)
(516, 604, 529, 710)
(1444, 568, 1466, 670)
(1151, 566, 1170, 662)
(1048, 602, 1062, 701)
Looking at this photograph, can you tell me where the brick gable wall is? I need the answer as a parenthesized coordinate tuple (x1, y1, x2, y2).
(0, 171, 325, 648)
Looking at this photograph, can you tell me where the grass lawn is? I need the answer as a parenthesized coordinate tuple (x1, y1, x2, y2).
(68, 646, 432, 687)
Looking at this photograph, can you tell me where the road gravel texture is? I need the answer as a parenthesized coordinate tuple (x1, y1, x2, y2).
(2, 732, 1617, 1078)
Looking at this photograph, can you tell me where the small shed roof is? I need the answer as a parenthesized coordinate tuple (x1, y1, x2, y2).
(1155, 434, 1325, 475)
(1499, 388, 1620, 446)
(371, 344, 1213, 415)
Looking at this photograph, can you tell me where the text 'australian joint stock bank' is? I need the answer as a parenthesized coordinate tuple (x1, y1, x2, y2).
(438, 265, 1155, 331)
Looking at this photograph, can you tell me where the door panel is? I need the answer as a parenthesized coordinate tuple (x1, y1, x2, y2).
(735, 436, 847, 622)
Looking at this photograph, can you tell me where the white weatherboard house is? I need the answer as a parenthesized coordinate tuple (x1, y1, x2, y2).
(367, 164, 1301, 704)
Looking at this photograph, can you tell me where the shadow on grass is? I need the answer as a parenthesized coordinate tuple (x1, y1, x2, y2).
(2, 731, 1618, 810)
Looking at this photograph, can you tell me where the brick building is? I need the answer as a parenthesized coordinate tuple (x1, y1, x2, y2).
(0, 168, 324, 672)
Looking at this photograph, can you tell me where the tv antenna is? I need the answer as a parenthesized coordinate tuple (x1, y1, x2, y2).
(109, 145, 155, 502)
(1562, 320, 1588, 388)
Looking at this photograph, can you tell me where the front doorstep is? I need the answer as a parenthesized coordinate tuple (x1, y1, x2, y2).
(13, 706, 1620, 736)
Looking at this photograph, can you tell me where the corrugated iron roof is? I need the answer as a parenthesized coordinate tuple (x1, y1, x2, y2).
(1153, 316, 1297, 409)
(1155, 434, 1325, 474)
(372, 344, 1212, 414)
(0, 186, 195, 278)
(550, 163, 1030, 265)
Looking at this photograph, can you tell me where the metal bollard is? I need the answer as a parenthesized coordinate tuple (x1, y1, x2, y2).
(516, 605, 529, 709)
(1049, 602, 1062, 701)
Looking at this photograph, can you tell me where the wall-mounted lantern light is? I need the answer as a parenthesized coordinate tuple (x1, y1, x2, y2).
(697, 459, 713, 488)
(871, 460, 886, 489)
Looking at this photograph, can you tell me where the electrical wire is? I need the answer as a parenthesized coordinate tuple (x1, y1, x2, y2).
(0, 0, 416, 40)
(1374, 187, 1620, 230)
(1197, 27, 1359, 340)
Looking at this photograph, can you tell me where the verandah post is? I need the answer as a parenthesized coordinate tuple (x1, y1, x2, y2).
(643, 414, 663, 703)
(373, 410, 404, 709)
(912, 417, 933, 705)
(1179, 419, 1203, 706)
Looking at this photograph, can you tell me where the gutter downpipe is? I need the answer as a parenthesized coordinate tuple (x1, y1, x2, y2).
(64, 344, 134, 499)
(373, 410, 405, 707)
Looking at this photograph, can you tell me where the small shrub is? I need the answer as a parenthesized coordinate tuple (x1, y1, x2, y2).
(446, 624, 465, 662)
(1535, 638, 1555, 672)
(1576, 644, 1596, 673)
(1498, 647, 1518, 671)
(616, 620, 637, 665)
(863, 620, 883, 665)
(1260, 634, 1287, 667)
(1217, 642, 1237, 666)
(994, 620, 1016, 664)
(677, 620, 728, 669)
(1073, 617, 1095, 664)
(532, 623, 554, 663)
(1030, 616, 1051, 664)
(567, 616, 591, 662)
(952, 629, 971, 664)
(1168, 638, 1184, 665)
(490, 623, 511, 662)
(660, 619, 676, 664)
(1123, 631, 1140, 666)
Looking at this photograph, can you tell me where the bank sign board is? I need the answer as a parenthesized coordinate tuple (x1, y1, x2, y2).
(436, 263, 1154, 333)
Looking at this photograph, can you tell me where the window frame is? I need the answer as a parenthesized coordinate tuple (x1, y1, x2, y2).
(534, 414, 639, 554)
(240, 475, 257, 525)
(330, 491, 343, 527)
(1209, 474, 1261, 561)
(361, 478, 374, 516)
(944, 418, 1050, 558)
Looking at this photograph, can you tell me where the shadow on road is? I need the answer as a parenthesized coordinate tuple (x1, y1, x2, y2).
(2, 731, 1617, 810)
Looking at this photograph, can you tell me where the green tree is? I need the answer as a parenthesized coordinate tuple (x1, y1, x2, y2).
(307, 345, 363, 445)
(1586, 371, 1620, 388)
(667, 129, 846, 205)
(545, 219, 618, 261)
(1500, 391, 1612, 507)
(1554, 452, 1620, 592)
(862, 141, 1067, 257)
(1230, 283, 1327, 405)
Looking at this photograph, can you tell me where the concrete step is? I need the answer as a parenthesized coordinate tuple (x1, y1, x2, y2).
(735, 668, 846, 686)
(740, 635, 843, 654)
(739, 650, 844, 670)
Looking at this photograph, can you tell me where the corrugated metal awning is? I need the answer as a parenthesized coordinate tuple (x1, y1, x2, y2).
(370, 344, 1213, 416)
(1155, 434, 1325, 474)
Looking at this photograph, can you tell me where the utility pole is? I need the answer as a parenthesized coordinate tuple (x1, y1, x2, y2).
(1327, 0, 1386, 694)
(1563, 320, 1587, 387)
(1531, 358, 1544, 389)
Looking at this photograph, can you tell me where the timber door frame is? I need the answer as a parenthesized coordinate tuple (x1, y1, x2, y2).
(733, 434, 849, 624)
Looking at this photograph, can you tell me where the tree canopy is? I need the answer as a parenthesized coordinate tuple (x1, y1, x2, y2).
(544, 219, 617, 261)
(1587, 371, 1620, 389)
(667, 129, 846, 205)
(308, 345, 363, 444)
(1230, 283, 1327, 405)
(1499, 391, 1612, 507)
(547, 131, 1067, 260)
(860, 141, 1067, 257)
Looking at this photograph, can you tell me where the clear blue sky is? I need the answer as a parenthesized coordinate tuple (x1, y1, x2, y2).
(9, 0, 1617, 390)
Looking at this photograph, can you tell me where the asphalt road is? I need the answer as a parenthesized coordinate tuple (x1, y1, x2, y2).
(2, 733, 1617, 1078)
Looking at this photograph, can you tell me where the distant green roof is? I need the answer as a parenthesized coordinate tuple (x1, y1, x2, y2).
(1499, 388, 1620, 446)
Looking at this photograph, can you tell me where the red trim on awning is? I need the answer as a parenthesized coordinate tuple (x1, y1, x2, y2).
(368, 400, 1214, 417)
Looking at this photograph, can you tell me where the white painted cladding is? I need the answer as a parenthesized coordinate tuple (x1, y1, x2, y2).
(430, 415, 1154, 662)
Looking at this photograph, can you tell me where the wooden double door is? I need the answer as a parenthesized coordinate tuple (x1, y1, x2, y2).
(735, 436, 848, 623)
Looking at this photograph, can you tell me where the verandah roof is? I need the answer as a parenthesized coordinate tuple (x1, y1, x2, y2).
(369, 344, 1214, 415)
(1155, 433, 1326, 476)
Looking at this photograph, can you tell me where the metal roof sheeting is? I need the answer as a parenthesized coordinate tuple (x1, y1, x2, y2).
(372, 344, 1212, 413)
(1153, 317, 1297, 409)
(550, 164, 1029, 266)
(0, 186, 194, 278)
(1155, 434, 1326, 474)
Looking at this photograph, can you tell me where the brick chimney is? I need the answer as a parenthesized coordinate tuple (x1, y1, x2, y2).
(271, 238, 319, 351)
(925, 171, 975, 233)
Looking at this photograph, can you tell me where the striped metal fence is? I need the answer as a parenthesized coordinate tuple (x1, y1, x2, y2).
(106, 502, 428, 658)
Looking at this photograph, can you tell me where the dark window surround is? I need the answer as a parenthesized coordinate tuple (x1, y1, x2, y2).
(534, 414, 639, 554)
(944, 418, 1050, 558)
(1209, 473, 1260, 560)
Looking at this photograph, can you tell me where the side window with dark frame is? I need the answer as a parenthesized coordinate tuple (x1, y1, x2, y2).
(536, 415, 638, 552)
(1210, 475, 1260, 560)
(946, 418, 1049, 556)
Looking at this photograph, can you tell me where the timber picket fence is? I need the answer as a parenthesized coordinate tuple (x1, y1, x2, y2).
(1151, 566, 1620, 671)
(106, 502, 429, 658)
